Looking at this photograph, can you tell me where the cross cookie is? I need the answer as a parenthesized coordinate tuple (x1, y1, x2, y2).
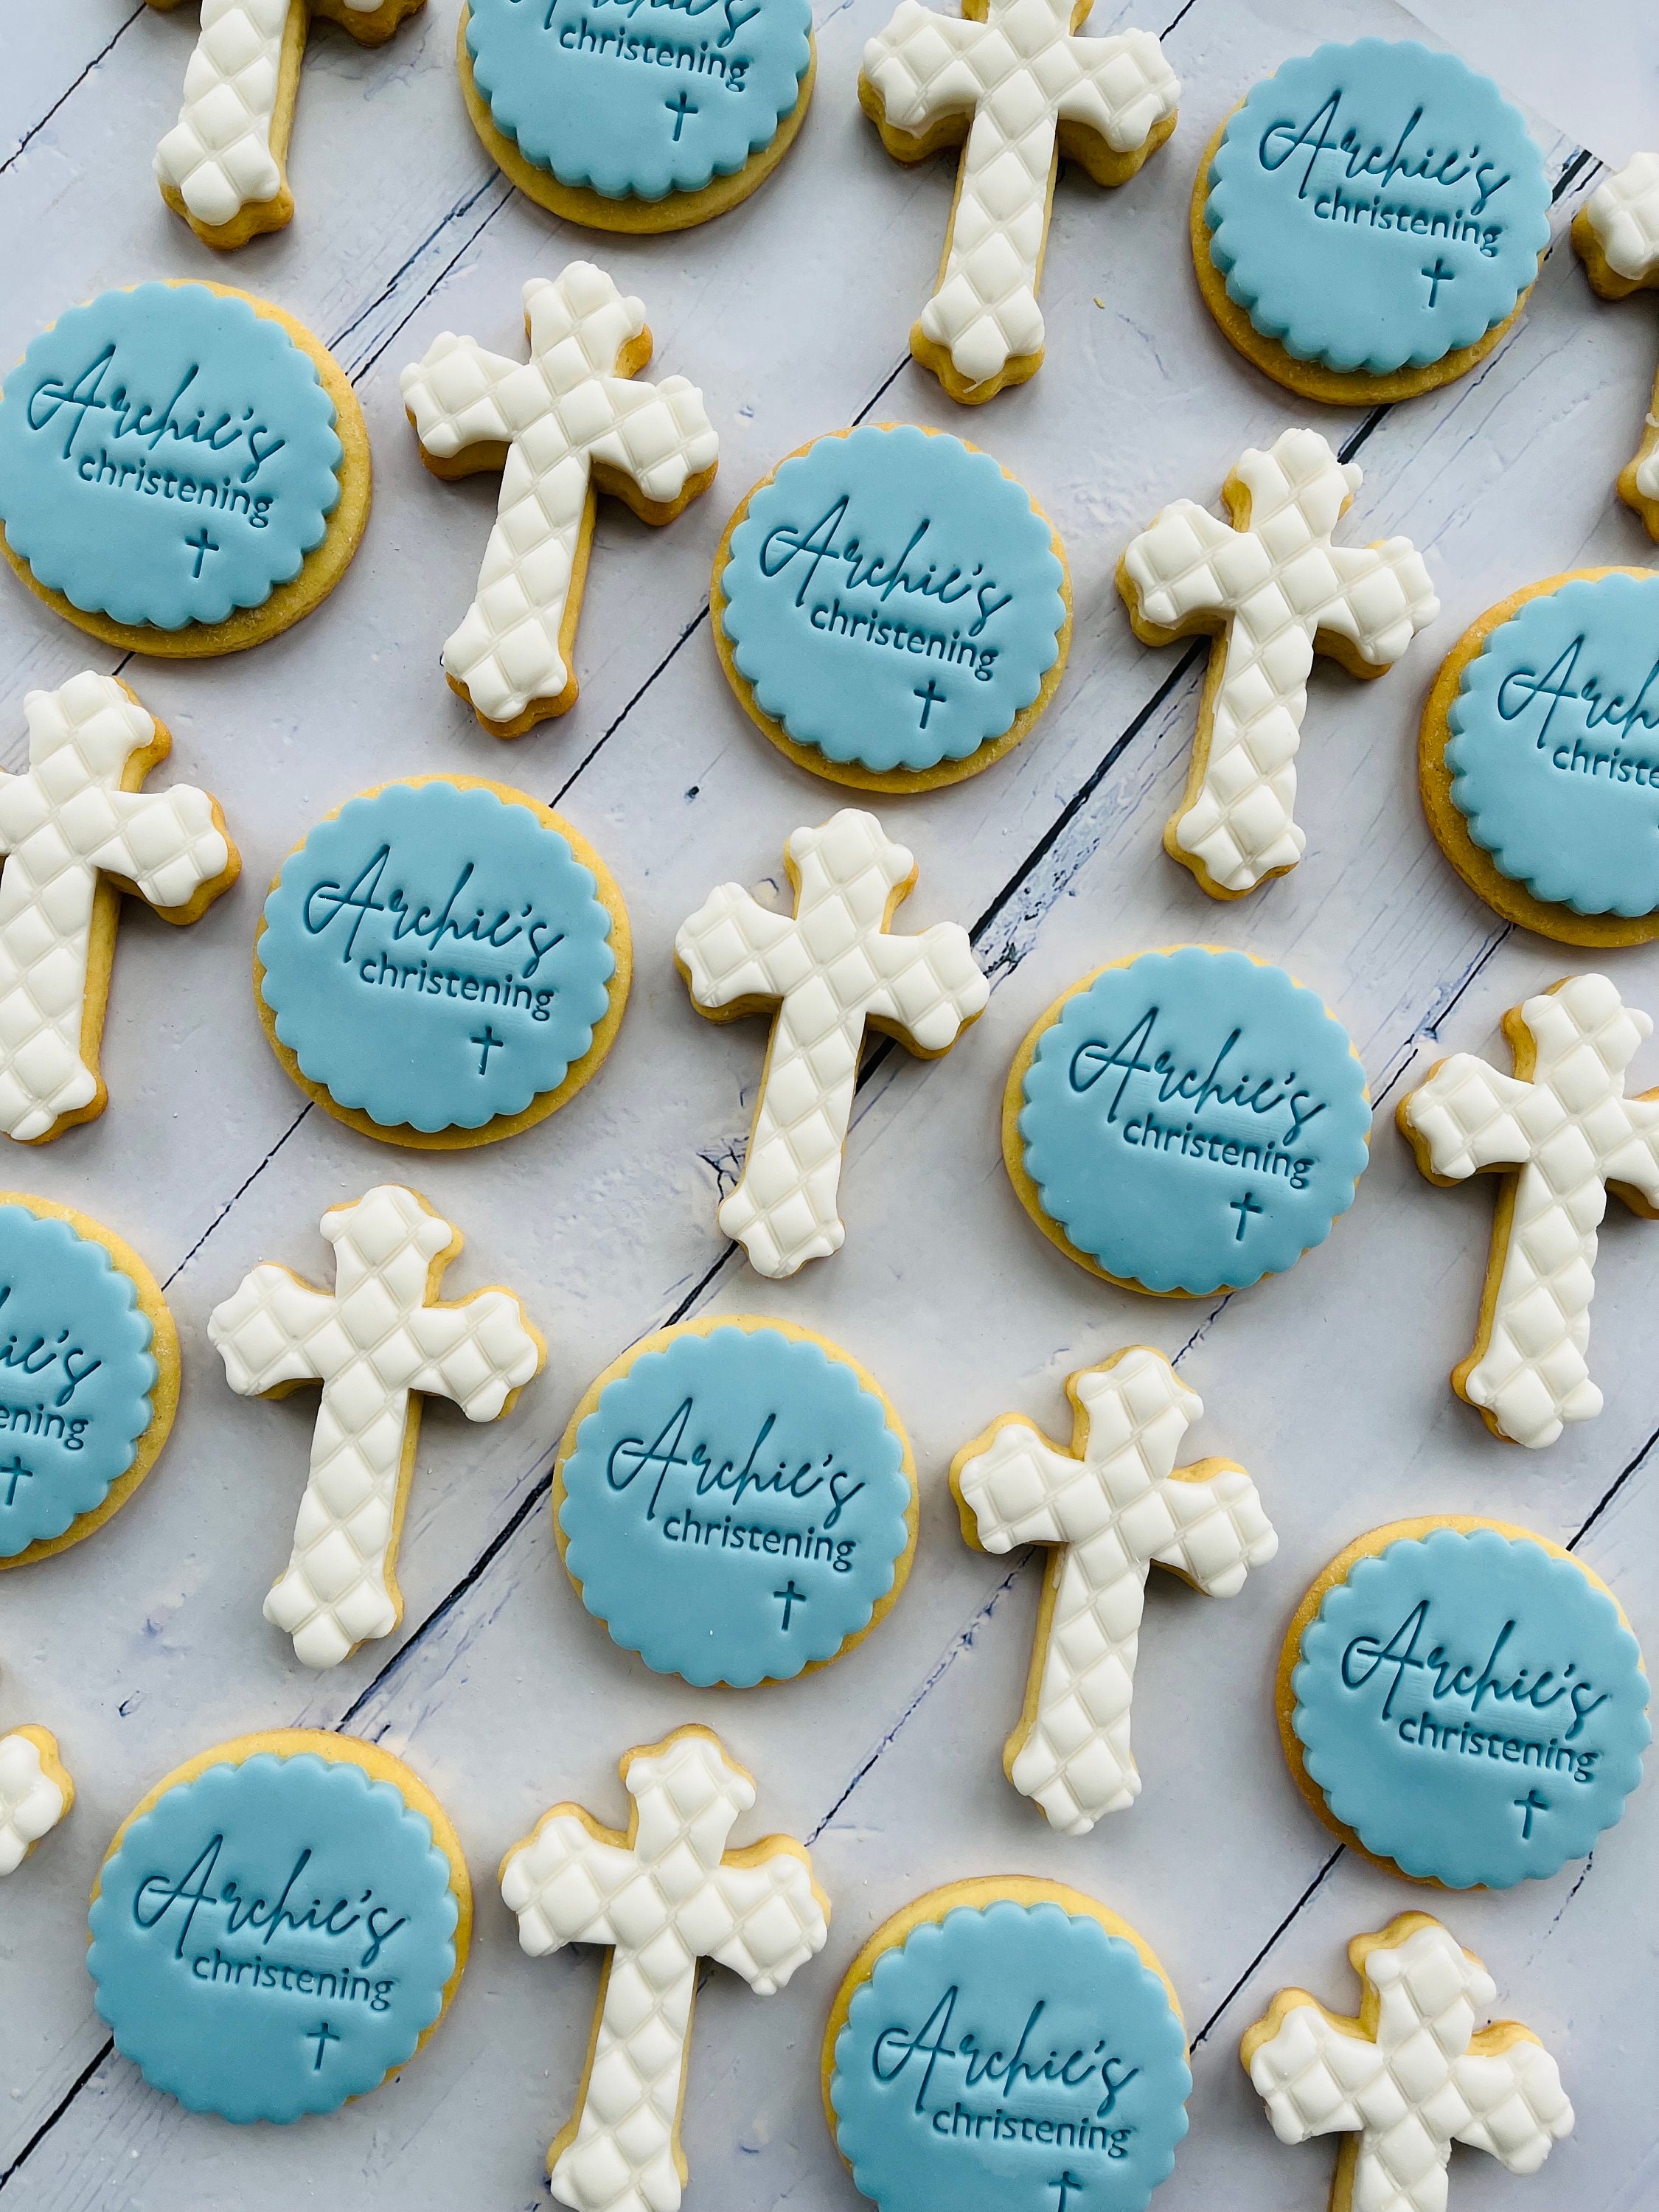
(1119, 427, 1438, 898)
(0, 1724, 72, 1875)
(149, 0, 426, 247)
(208, 1185, 543, 1668)
(1398, 973, 1659, 1448)
(0, 675, 238, 1146)
(1244, 1914, 1573, 2212)
(952, 1345, 1275, 1834)
(1573, 152, 1659, 538)
(675, 808, 988, 1279)
(501, 1726, 829, 2212)
(400, 262, 719, 736)
(860, 0, 1178, 402)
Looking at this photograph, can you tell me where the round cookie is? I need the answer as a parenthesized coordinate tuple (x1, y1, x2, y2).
(1194, 40, 1551, 403)
(0, 1195, 178, 1570)
(254, 775, 630, 1148)
(88, 1730, 470, 2123)
(713, 424, 1071, 793)
(554, 1315, 917, 1686)
(458, 0, 813, 232)
(1421, 568, 1659, 945)
(1280, 1517, 1650, 1889)
(0, 282, 368, 655)
(1004, 946, 1371, 1295)
(825, 1877, 1191, 2212)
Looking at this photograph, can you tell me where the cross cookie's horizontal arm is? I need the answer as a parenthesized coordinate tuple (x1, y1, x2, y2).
(675, 886, 801, 1012)
(406, 1292, 543, 1418)
(209, 1266, 336, 1395)
(1150, 1464, 1276, 1596)
(501, 1807, 639, 1955)
(953, 1418, 1074, 1549)
(401, 334, 524, 465)
(1399, 1056, 1536, 1181)
(100, 787, 234, 919)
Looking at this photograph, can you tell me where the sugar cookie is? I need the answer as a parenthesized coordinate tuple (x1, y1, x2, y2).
(0, 1194, 178, 1569)
(1280, 1517, 1649, 1888)
(1420, 568, 1659, 945)
(0, 675, 238, 1147)
(0, 1725, 73, 1874)
(825, 1877, 1190, 2212)
(149, 1, 427, 248)
(458, 0, 813, 231)
(1005, 946, 1371, 1295)
(88, 1729, 469, 2123)
(1195, 40, 1551, 403)
(713, 424, 1071, 791)
(676, 808, 988, 1278)
(951, 1345, 1274, 1835)
(1118, 427, 1437, 898)
(860, 4, 1178, 403)
(208, 1184, 544, 1669)
(1572, 153, 1659, 538)
(554, 1315, 917, 1686)
(400, 264, 718, 735)
(501, 1725, 829, 2209)
(1242, 1914, 1573, 2212)
(254, 775, 629, 1147)
(0, 282, 367, 654)
(1397, 973, 1659, 1447)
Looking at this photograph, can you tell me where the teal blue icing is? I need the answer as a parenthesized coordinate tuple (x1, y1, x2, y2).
(1018, 949, 1371, 1295)
(720, 425, 1066, 775)
(0, 1206, 155, 1559)
(1447, 573, 1659, 917)
(560, 1324, 912, 1687)
(0, 285, 341, 631)
(258, 782, 618, 1135)
(830, 1901, 1190, 2212)
(1293, 1528, 1650, 1888)
(1206, 41, 1550, 375)
(88, 1752, 458, 2124)
(467, 0, 810, 201)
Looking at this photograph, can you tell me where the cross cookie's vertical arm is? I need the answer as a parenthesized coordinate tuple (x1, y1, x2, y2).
(1574, 153, 1659, 537)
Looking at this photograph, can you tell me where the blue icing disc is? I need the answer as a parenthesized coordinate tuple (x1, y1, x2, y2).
(1447, 571, 1659, 917)
(0, 1206, 156, 1558)
(258, 780, 619, 1135)
(1293, 1527, 1650, 1888)
(720, 425, 1068, 776)
(1206, 40, 1550, 376)
(88, 1750, 459, 2124)
(559, 1323, 914, 1686)
(467, 0, 811, 201)
(0, 284, 342, 631)
(830, 1899, 1190, 2212)
(1017, 948, 1371, 1295)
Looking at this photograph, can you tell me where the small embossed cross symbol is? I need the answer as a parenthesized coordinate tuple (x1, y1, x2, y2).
(0, 1455, 33, 1506)
(307, 2020, 339, 2070)
(1231, 1191, 1263, 1241)
(914, 676, 946, 728)
(186, 525, 220, 578)
(471, 1026, 503, 1075)
(1514, 1787, 1549, 1840)
(667, 89, 698, 140)
(773, 1579, 807, 1631)
(1422, 257, 1455, 307)
(1051, 2174, 1086, 2211)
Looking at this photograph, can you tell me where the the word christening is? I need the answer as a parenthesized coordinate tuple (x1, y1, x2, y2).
(1259, 92, 1512, 252)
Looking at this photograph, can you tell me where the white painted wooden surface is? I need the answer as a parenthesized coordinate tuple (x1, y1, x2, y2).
(0, 2, 1655, 2207)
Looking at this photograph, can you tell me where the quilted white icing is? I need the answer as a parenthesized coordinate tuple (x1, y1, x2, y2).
(1245, 1917, 1573, 2212)
(0, 1730, 68, 1877)
(861, 0, 1177, 394)
(675, 808, 988, 1279)
(953, 1345, 1275, 1836)
(208, 1184, 542, 1669)
(400, 263, 719, 727)
(1121, 427, 1438, 897)
(0, 674, 230, 1144)
(1582, 151, 1659, 504)
(1400, 973, 1659, 1450)
(151, 0, 409, 234)
(501, 1727, 829, 2212)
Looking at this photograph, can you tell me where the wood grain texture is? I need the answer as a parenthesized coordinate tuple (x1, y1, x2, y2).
(0, 1, 1654, 2207)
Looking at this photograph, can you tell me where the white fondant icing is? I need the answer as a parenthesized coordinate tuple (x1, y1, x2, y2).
(0, 1730, 68, 1877)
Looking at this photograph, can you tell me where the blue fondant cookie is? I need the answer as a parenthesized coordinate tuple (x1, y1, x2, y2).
(1283, 1518, 1649, 1888)
(715, 424, 1071, 790)
(88, 1732, 469, 2124)
(1006, 946, 1371, 1295)
(1423, 567, 1659, 945)
(0, 282, 367, 653)
(459, 0, 813, 230)
(1196, 40, 1550, 400)
(556, 1317, 917, 1686)
(826, 1879, 1191, 2212)
(0, 1196, 175, 1570)
(255, 776, 630, 1148)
